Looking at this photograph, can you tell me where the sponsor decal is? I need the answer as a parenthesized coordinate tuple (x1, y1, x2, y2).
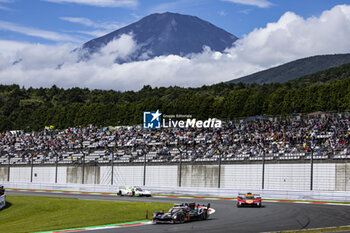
(143, 110, 162, 129)
(143, 110, 222, 129)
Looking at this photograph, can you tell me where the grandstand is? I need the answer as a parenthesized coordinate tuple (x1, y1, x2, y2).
(0, 113, 349, 165)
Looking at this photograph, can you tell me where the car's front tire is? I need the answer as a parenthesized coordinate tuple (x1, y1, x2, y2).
(179, 214, 185, 224)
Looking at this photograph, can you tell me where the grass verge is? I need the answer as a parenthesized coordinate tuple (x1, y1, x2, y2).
(0, 195, 173, 233)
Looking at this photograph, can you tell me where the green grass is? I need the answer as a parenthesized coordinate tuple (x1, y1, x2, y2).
(0, 195, 173, 233)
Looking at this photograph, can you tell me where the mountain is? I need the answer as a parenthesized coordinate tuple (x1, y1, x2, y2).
(228, 54, 350, 84)
(81, 12, 238, 62)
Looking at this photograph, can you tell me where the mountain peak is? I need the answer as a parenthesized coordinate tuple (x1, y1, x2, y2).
(81, 12, 238, 63)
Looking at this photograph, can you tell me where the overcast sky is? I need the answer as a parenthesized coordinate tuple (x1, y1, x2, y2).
(1, 0, 350, 90)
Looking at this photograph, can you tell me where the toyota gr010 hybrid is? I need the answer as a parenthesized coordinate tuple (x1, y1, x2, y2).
(236, 193, 262, 207)
(152, 203, 215, 224)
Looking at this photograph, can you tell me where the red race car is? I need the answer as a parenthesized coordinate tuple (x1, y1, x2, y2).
(237, 192, 262, 207)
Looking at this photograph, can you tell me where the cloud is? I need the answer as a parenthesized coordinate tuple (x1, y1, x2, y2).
(217, 10, 227, 16)
(0, 20, 82, 42)
(149, 0, 203, 14)
(222, 0, 273, 8)
(1, 5, 350, 90)
(42, 0, 138, 8)
(60, 17, 123, 36)
(0, 0, 14, 11)
(60, 17, 121, 30)
(0, 5, 11, 10)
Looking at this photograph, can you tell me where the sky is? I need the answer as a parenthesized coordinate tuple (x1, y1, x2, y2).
(1, 0, 350, 90)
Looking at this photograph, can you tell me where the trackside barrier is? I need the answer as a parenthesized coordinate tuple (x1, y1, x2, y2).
(0, 194, 5, 209)
(4, 182, 350, 202)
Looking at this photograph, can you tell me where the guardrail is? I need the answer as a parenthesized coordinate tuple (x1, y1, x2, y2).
(3, 182, 350, 202)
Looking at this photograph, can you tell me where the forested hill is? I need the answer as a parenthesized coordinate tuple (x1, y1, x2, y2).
(1, 62, 350, 131)
(228, 54, 350, 84)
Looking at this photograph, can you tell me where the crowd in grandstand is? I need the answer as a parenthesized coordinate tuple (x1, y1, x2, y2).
(0, 113, 349, 164)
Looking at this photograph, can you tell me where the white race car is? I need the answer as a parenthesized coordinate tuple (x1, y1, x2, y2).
(117, 186, 152, 197)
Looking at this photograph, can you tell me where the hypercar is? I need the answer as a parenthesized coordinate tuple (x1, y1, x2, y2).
(236, 192, 262, 207)
(117, 186, 152, 197)
(153, 203, 215, 224)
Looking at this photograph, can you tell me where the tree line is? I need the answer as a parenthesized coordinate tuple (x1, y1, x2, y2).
(1, 63, 350, 131)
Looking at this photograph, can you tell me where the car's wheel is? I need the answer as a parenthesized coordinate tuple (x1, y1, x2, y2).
(118, 191, 122, 196)
(132, 191, 135, 197)
(201, 211, 208, 220)
(179, 214, 186, 224)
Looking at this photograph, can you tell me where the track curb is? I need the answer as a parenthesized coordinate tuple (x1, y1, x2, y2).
(35, 220, 152, 233)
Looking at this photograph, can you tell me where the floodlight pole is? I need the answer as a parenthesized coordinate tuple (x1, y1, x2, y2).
(82, 147, 87, 184)
(310, 148, 314, 191)
(55, 149, 58, 183)
(7, 150, 10, 182)
(262, 151, 265, 190)
(111, 149, 114, 185)
(30, 151, 34, 183)
(218, 149, 222, 189)
(143, 145, 146, 186)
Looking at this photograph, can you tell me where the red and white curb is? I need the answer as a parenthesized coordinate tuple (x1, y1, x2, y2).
(7, 189, 350, 206)
(37, 221, 152, 233)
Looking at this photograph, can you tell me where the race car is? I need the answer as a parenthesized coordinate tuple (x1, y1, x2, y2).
(117, 186, 152, 197)
(236, 192, 262, 207)
(152, 203, 215, 224)
(0, 185, 4, 196)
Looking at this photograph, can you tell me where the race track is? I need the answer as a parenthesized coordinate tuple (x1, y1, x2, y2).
(7, 191, 350, 233)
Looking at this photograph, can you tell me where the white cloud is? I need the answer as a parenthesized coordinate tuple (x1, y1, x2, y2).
(149, 0, 203, 14)
(0, 20, 82, 42)
(222, 0, 272, 8)
(60, 17, 122, 36)
(0, 5, 11, 10)
(60, 17, 121, 30)
(42, 0, 138, 8)
(1, 5, 350, 90)
(217, 10, 227, 16)
(0, 0, 14, 11)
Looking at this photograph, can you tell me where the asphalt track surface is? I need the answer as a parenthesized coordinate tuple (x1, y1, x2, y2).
(7, 191, 350, 233)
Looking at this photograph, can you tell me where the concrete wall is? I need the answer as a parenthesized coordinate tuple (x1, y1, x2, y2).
(32, 166, 67, 184)
(66, 166, 99, 184)
(314, 163, 336, 191)
(181, 165, 219, 188)
(146, 166, 177, 187)
(221, 164, 262, 189)
(1, 162, 350, 192)
(335, 163, 350, 191)
(100, 166, 143, 186)
(0, 167, 8, 181)
(99, 165, 178, 187)
(10, 167, 31, 182)
(265, 163, 311, 190)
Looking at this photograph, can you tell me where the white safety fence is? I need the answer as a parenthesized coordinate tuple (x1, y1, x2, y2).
(3, 182, 350, 202)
